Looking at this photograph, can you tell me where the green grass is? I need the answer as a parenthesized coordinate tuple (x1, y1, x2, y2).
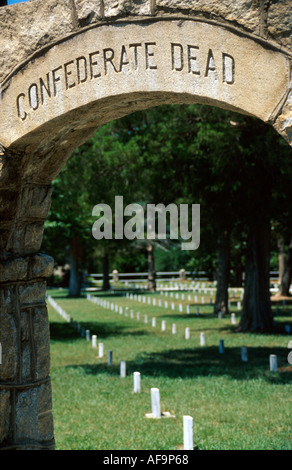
(48, 288, 292, 450)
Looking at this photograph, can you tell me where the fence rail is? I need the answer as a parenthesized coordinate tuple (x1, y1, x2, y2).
(86, 270, 280, 284)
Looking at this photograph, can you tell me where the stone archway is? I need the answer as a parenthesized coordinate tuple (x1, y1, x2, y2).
(0, 0, 291, 450)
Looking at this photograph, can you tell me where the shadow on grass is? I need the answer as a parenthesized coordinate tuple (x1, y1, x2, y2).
(49, 321, 150, 342)
(69, 345, 292, 384)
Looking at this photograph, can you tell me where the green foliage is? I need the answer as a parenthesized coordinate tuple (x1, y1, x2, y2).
(43, 103, 292, 282)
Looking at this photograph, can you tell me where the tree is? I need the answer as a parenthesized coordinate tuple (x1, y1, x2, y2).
(43, 121, 140, 295)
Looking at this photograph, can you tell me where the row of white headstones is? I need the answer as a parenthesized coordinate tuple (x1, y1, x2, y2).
(45, 293, 280, 450)
(85, 294, 281, 368)
(125, 290, 243, 313)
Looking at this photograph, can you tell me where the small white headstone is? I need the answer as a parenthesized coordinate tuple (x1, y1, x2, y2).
(231, 313, 236, 324)
(151, 388, 161, 418)
(172, 323, 176, 334)
(152, 317, 156, 327)
(161, 320, 166, 331)
(92, 335, 97, 348)
(183, 415, 193, 450)
(185, 327, 190, 340)
(98, 343, 104, 358)
(133, 372, 141, 393)
(200, 332, 205, 346)
(120, 360, 126, 378)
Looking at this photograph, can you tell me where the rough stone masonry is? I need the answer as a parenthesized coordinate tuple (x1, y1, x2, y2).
(0, 0, 291, 450)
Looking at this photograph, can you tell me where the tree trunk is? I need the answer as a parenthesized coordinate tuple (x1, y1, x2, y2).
(280, 236, 292, 296)
(69, 236, 82, 297)
(277, 236, 286, 286)
(102, 250, 111, 291)
(147, 239, 156, 292)
(214, 229, 230, 316)
(239, 220, 273, 332)
(234, 248, 243, 287)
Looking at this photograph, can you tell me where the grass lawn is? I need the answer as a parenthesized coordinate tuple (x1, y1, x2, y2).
(47, 287, 292, 450)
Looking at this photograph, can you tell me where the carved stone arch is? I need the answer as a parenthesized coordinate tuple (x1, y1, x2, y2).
(0, 0, 291, 449)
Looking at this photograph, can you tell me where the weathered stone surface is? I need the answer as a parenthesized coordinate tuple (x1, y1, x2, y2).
(274, 90, 292, 144)
(7, 222, 45, 256)
(29, 254, 54, 280)
(75, 0, 103, 23)
(33, 307, 51, 380)
(0, 289, 19, 382)
(0, 254, 54, 283)
(15, 382, 54, 444)
(267, 0, 292, 48)
(0, 20, 290, 157)
(19, 186, 53, 220)
(0, 0, 76, 83)
(103, 0, 153, 17)
(0, 257, 28, 283)
(0, 391, 11, 443)
(18, 280, 47, 306)
(156, 0, 261, 33)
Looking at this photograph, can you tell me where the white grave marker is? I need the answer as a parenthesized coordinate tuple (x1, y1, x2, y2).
(200, 332, 205, 346)
(92, 335, 97, 348)
(183, 415, 193, 450)
(133, 372, 141, 393)
(98, 343, 104, 358)
(120, 361, 126, 378)
(151, 388, 161, 418)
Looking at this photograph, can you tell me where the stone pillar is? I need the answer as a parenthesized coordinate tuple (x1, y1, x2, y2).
(179, 269, 186, 281)
(112, 269, 119, 284)
(0, 182, 55, 449)
(0, 254, 55, 450)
